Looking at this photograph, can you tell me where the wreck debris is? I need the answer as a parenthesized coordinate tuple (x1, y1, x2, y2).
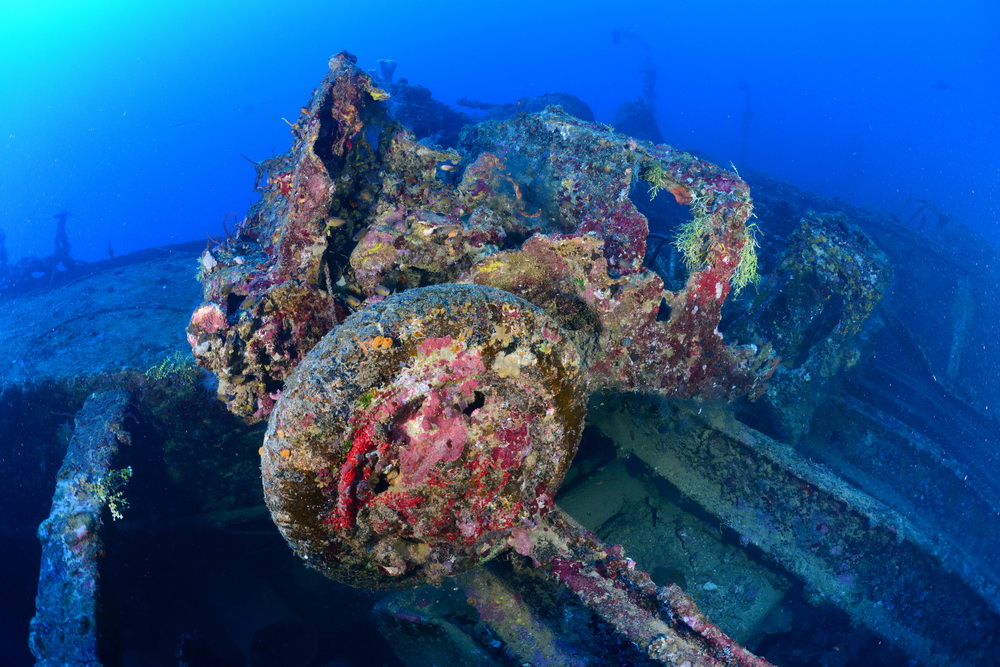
(460, 109, 769, 399)
(555, 439, 794, 648)
(457, 92, 596, 123)
(898, 196, 953, 232)
(591, 395, 1000, 667)
(746, 213, 890, 378)
(1, 210, 89, 296)
(29, 389, 131, 666)
(530, 509, 773, 666)
(466, 232, 769, 399)
(730, 212, 892, 441)
(187, 50, 779, 663)
(187, 52, 386, 422)
(454, 566, 593, 666)
(811, 394, 1000, 600)
(380, 78, 473, 148)
(263, 282, 771, 664)
(373, 58, 397, 84)
(189, 52, 773, 423)
(374, 587, 513, 666)
(377, 561, 636, 665)
(6, 42, 991, 665)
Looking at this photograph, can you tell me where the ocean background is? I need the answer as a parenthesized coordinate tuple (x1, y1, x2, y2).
(1, 0, 997, 262)
(3, 2, 1000, 666)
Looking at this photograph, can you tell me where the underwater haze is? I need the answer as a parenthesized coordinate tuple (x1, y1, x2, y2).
(5, 2, 1000, 667)
(0, 0, 997, 261)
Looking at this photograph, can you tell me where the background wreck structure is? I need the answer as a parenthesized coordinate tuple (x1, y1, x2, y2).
(4, 52, 998, 666)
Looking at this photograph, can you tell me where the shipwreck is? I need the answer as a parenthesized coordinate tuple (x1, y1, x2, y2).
(4, 52, 998, 666)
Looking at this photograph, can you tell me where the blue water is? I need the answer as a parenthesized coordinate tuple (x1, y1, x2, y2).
(1, 0, 997, 262)
(3, 3, 1000, 666)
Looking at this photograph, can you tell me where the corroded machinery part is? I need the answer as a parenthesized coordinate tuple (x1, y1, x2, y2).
(379, 550, 774, 667)
(188, 51, 389, 422)
(262, 284, 587, 588)
(467, 233, 772, 401)
(189, 52, 775, 424)
(459, 111, 773, 399)
(729, 212, 892, 441)
(529, 509, 774, 667)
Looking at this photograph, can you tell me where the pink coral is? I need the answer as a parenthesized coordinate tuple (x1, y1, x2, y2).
(189, 303, 226, 332)
(398, 386, 471, 485)
(186, 303, 227, 349)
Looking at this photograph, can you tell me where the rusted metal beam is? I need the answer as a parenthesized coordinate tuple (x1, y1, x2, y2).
(591, 394, 1000, 666)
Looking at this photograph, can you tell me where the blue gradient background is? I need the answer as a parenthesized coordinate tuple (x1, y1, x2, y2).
(1, 0, 997, 261)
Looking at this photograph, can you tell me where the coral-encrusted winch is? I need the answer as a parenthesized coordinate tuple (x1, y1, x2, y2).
(262, 284, 588, 588)
(191, 51, 777, 664)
